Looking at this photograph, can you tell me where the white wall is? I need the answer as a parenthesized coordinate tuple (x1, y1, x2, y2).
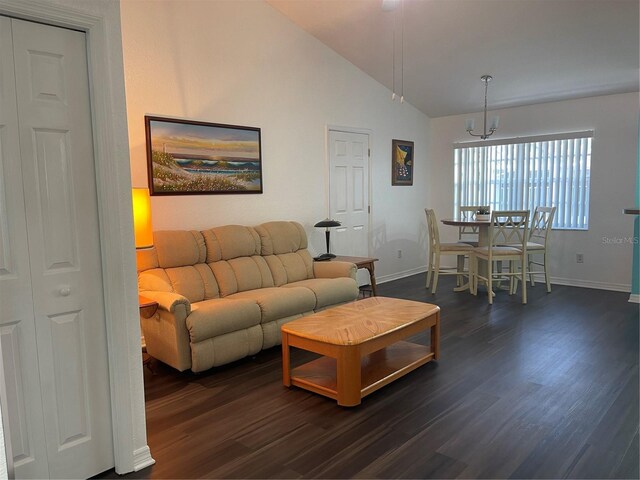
(428, 92, 639, 291)
(121, 0, 430, 281)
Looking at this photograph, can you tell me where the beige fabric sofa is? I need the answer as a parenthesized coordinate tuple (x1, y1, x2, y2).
(137, 221, 359, 372)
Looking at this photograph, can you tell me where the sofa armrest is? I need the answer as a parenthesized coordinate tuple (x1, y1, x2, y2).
(313, 260, 357, 280)
(140, 290, 191, 316)
(139, 290, 192, 371)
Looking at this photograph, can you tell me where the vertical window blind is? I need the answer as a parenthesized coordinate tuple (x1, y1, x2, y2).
(453, 131, 593, 230)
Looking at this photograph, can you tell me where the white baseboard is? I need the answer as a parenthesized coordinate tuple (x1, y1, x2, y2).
(550, 276, 631, 293)
(375, 268, 632, 295)
(133, 445, 155, 472)
(377, 266, 427, 285)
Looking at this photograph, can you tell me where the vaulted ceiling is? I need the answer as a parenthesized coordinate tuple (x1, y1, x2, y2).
(267, 0, 640, 118)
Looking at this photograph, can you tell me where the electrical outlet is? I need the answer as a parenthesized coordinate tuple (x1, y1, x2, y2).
(397, 249, 402, 259)
(576, 253, 584, 263)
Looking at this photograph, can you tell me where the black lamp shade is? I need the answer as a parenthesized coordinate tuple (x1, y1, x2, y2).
(314, 219, 341, 228)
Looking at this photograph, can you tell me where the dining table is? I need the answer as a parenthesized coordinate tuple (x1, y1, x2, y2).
(440, 217, 493, 291)
(441, 218, 492, 244)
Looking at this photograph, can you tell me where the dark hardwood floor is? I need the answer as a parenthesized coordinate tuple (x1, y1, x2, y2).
(100, 276, 639, 479)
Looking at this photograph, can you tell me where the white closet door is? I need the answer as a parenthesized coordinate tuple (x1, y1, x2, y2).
(1, 17, 114, 479)
(0, 16, 49, 479)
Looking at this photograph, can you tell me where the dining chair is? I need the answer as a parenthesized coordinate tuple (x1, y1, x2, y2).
(471, 210, 530, 304)
(524, 206, 556, 292)
(425, 208, 474, 294)
(458, 205, 490, 246)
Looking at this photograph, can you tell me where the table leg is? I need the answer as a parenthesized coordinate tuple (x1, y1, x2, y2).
(282, 332, 291, 387)
(337, 345, 361, 406)
(431, 314, 440, 360)
(365, 262, 378, 296)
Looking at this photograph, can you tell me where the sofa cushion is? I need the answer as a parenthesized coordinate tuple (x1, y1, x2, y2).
(138, 268, 173, 293)
(202, 225, 261, 262)
(190, 325, 263, 372)
(210, 256, 275, 297)
(155, 230, 206, 268)
(255, 221, 307, 255)
(229, 286, 316, 323)
(264, 252, 314, 286)
(261, 315, 303, 349)
(285, 277, 359, 309)
(163, 263, 220, 302)
(186, 298, 261, 342)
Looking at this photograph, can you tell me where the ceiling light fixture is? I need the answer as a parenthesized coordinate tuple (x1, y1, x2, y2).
(466, 75, 499, 139)
(384, 0, 404, 103)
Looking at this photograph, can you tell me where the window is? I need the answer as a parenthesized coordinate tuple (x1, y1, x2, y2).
(454, 131, 593, 230)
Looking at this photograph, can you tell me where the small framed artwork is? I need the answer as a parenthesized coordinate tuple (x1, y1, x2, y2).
(145, 116, 263, 195)
(391, 139, 414, 186)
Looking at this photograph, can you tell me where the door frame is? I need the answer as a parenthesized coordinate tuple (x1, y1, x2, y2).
(0, 0, 151, 475)
(325, 125, 373, 256)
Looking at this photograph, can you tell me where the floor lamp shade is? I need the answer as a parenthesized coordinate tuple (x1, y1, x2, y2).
(132, 188, 153, 249)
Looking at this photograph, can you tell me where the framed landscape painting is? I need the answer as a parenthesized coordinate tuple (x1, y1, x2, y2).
(391, 139, 414, 186)
(145, 116, 263, 195)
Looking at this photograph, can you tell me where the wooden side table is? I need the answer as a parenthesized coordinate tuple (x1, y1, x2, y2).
(139, 295, 158, 371)
(139, 295, 158, 319)
(331, 255, 379, 296)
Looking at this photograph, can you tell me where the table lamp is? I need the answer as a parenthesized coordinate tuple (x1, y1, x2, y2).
(132, 187, 154, 249)
(314, 219, 341, 260)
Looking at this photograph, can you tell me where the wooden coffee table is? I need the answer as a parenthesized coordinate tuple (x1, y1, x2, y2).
(281, 297, 440, 406)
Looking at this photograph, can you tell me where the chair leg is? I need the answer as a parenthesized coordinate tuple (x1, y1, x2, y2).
(456, 255, 465, 287)
(432, 255, 440, 294)
(521, 257, 527, 304)
(529, 256, 535, 287)
(543, 252, 551, 293)
(509, 260, 515, 295)
(426, 252, 433, 288)
(487, 259, 493, 305)
(470, 255, 477, 295)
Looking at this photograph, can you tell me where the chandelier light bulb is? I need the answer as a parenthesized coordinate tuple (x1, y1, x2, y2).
(465, 118, 475, 132)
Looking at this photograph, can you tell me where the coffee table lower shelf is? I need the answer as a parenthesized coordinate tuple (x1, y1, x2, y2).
(289, 340, 433, 404)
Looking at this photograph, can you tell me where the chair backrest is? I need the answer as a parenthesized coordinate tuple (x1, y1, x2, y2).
(459, 205, 490, 241)
(425, 208, 440, 250)
(529, 206, 556, 246)
(489, 210, 530, 248)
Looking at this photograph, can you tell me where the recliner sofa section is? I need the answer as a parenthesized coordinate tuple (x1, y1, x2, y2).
(137, 221, 359, 372)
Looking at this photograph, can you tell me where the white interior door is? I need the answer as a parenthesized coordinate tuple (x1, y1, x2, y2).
(0, 16, 48, 479)
(328, 129, 370, 284)
(0, 17, 114, 479)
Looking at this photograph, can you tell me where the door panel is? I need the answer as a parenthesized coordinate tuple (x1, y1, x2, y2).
(33, 129, 79, 270)
(1, 17, 114, 479)
(43, 310, 89, 447)
(334, 166, 348, 213)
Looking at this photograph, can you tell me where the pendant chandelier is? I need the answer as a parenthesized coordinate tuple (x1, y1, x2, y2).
(466, 75, 499, 139)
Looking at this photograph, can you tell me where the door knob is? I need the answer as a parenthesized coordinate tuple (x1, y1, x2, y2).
(59, 286, 71, 297)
